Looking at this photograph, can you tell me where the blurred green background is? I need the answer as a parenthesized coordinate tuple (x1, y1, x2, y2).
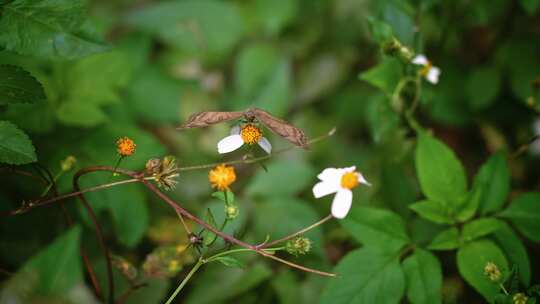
(1, 0, 540, 303)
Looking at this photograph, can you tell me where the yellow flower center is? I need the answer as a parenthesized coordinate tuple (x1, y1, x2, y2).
(420, 61, 432, 77)
(208, 164, 237, 191)
(341, 172, 359, 189)
(240, 124, 262, 144)
(116, 137, 136, 157)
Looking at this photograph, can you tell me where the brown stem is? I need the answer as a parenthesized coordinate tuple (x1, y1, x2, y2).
(114, 282, 147, 304)
(73, 169, 115, 304)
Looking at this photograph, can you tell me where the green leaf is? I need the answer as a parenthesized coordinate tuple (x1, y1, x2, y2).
(79, 179, 148, 248)
(212, 256, 246, 269)
(360, 58, 402, 95)
(0, 65, 45, 105)
(252, 0, 298, 35)
(56, 51, 132, 127)
(0, 120, 37, 165)
(457, 239, 509, 302)
(466, 67, 501, 111)
(202, 208, 218, 246)
(232, 43, 291, 117)
(499, 192, 540, 242)
(320, 248, 405, 304)
(20, 226, 83, 295)
(409, 200, 454, 224)
(186, 263, 272, 304)
(56, 101, 108, 127)
(253, 198, 323, 255)
(0, 0, 109, 60)
(126, 65, 181, 123)
(271, 270, 301, 304)
(428, 227, 460, 250)
(520, 0, 540, 15)
(342, 206, 410, 252)
(402, 249, 442, 304)
(474, 152, 510, 215)
(246, 157, 315, 197)
(492, 222, 531, 285)
(461, 218, 503, 242)
(124, 0, 243, 59)
(415, 132, 467, 204)
(367, 17, 393, 43)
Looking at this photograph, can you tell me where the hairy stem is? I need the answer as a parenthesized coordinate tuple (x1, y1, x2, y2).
(165, 258, 204, 304)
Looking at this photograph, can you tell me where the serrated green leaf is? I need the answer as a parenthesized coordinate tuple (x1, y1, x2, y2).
(212, 256, 245, 268)
(0, 120, 37, 164)
(202, 208, 218, 246)
(428, 227, 460, 251)
(474, 152, 510, 215)
(20, 226, 83, 295)
(0, 65, 45, 105)
(342, 206, 410, 252)
(461, 218, 503, 242)
(457, 239, 508, 302)
(410, 200, 454, 224)
(499, 192, 540, 242)
(415, 132, 467, 204)
(360, 58, 402, 94)
(0, 0, 109, 60)
(320, 248, 405, 304)
(403, 249, 442, 304)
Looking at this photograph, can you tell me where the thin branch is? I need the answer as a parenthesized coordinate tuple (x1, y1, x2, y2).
(259, 214, 333, 249)
(73, 169, 115, 304)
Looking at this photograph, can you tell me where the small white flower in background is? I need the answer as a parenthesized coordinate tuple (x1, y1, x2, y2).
(530, 118, 540, 155)
(217, 124, 272, 154)
(412, 54, 441, 84)
(312, 166, 370, 219)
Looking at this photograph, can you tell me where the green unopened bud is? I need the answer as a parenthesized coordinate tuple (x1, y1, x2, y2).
(60, 155, 77, 171)
(382, 38, 414, 63)
(285, 236, 311, 256)
(513, 293, 528, 304)
(484, 262, 502, 282)
(225, 204, 239, 220)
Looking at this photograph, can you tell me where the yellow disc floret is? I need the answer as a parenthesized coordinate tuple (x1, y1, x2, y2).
(208, 164, 237, 190)
(240, 124, 262, 144)
(341, 172, 359, 189)
(420, 61, 433, 77)
(116, 137, 136, 157)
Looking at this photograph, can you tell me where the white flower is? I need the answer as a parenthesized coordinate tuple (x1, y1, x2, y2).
(217, 124, 272, 154)
(530, 118, 540, 155)
(312, 166, 370, 219)
(412, 54, 441, 84)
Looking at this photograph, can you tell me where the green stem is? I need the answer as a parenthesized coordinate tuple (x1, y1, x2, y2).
(499, 283, 509, 296)
(165, 258, 205, 304)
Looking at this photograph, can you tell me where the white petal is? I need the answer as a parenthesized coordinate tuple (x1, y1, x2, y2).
(412, 55, 428, 65)
(317, 168, 344, 182)
(217, 135, 244, 154)
(257, 137, 272, 154)
(313, 181, 340, 198)
(331, 189, 353, 219)
(344, 166, 356, 173)
(426, 66, 440, 84)
(230, 125, 241, 135)
(357, 172, 371, 186)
